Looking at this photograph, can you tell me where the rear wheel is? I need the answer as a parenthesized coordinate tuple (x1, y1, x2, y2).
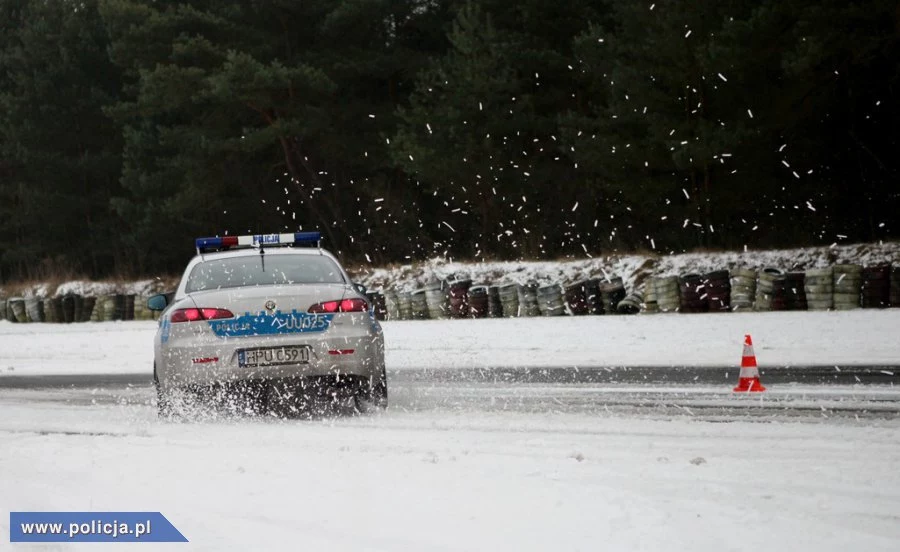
(370, 366, 388, 409)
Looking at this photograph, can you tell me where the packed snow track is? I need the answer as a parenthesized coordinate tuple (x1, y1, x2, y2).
(2, 313, 900, 550)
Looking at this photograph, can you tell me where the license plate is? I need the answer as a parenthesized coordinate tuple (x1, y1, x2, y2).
(239, 346, 310, 368)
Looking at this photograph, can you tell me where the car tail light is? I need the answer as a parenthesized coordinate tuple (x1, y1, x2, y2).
(170, 308, 234, 323)
(308, 298, 368, 313)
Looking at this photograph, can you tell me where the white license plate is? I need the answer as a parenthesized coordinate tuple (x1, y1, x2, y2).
(239, 346, 310, 368)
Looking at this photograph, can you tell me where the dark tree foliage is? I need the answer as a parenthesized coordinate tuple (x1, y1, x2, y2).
(0, 0, 122, 279)
(0, 0, 896, 280)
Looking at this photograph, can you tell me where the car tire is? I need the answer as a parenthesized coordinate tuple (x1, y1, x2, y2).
(154, 367, 187, 421)
(155, 380, 177, 420)
(368, 367, 388, 410)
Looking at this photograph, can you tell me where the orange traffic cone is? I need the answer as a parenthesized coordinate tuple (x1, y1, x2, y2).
(733, 334, 766, 392)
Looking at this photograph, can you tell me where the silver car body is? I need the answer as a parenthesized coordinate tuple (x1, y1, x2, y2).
(153, 246, 384, 395)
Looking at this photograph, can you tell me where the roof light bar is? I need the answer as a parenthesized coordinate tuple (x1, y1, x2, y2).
(195, 232, 322, 253)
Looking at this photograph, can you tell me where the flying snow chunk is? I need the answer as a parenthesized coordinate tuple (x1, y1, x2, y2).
(717, 73, 727, 82)
(747, 109, 754, 118)
(368, 114, 375, 119)
(684, 30, 692, 38)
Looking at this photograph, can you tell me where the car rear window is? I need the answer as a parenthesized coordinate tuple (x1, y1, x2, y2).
(185, 254, 346, 292)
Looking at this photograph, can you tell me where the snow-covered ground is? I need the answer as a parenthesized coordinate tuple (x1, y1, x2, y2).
(1, 397, 899, 551)
(2, 310, 899, 378)
(2, 312, 900, 550)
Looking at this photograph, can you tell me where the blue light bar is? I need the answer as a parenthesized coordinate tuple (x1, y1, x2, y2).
(195, 232, 322, 253)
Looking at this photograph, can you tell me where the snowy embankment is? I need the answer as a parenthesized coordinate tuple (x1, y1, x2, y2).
(1, 309, 898, 378)
(353, 241, 900, 291)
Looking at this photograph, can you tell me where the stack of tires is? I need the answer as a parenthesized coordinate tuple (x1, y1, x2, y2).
(448, 280, 471, 318)
(892, 267, 900, 307)
(123, 295, 135, 321)
(396, 291, 413, 320)
(652, 276, 680, 313)
(487, 286, 503, 317)
(703, 270, 731, 312)
(25, 298, 44, 323)
(498, 284, 520, 317)
(599, 277, 627, 315)
(424, 283, 449, 319)
(517, 284, 541, 317)
(564, 281, 590, 315)
(132, 296, 147, 321)
(755, 268, 783, 311)
(410, 290, 429, 319)
(9, 298, 26, 322)
(678, 274, 707, 313)
(783, 272, 807, 311)
(616, 290, 643, 314)
(642, 280, 658, 314)
(537, 284, 566, 316)
(6, 297, 25, 322)
(861, 264, 891, 309)
(383, 290, 400, 320)
(366, 291, 387, 320)
(804, 267, 834, 310)
(729, 268, 756, 311)
(833, 264, 862, 310)
(468, 285, 490, 318)
(585, 279, 605, 314)
(46, 297, 63, 322)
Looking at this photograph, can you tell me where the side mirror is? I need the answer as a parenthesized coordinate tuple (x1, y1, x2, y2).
(147, 294, 168, 311)
(353, 282, 367, 295)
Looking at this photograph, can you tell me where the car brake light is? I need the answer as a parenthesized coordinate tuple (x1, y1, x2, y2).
(170, 308, 234, 323)
(308, 298, 368, 313)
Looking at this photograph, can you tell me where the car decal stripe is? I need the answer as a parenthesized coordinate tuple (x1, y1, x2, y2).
(208, 311, 334, 337)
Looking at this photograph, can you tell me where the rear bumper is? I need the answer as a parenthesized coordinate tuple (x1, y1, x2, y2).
(156, 321, 384, 390)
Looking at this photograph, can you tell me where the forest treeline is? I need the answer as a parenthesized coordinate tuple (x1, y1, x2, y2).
(0, 0, 897, 280)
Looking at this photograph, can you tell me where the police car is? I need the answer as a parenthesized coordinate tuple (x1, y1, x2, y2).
(147, 232, 387, 417)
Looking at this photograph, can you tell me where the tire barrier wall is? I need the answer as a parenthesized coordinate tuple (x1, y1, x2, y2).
(448, 280, 471, 319)
(652, 277, 680, 313)
(599, 277, 627, 315)
(564, 281, 591, 315)
(10, 298, 26, 322)
(424, 284, 449, 320)
(755, 268, 783, 311)
(517, 285, 541, 317)
(537, 284, 566, 316)
(679, 274, 707, 313)
(468, 285, 490, 318)
(617, 291, 643, 315)
(833, 264, 862, 310)
(704, 270, 731, 312)
(804, 267, 834, 311)
(729, 268, 756, 311)
(498, 284, 520, 317)
(891, 266, 900, 307)
(487, 286, 503, 318)
(862, 264, 890, 309)
(24, 298, 44, 323)
(1, 263, 895, 324)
